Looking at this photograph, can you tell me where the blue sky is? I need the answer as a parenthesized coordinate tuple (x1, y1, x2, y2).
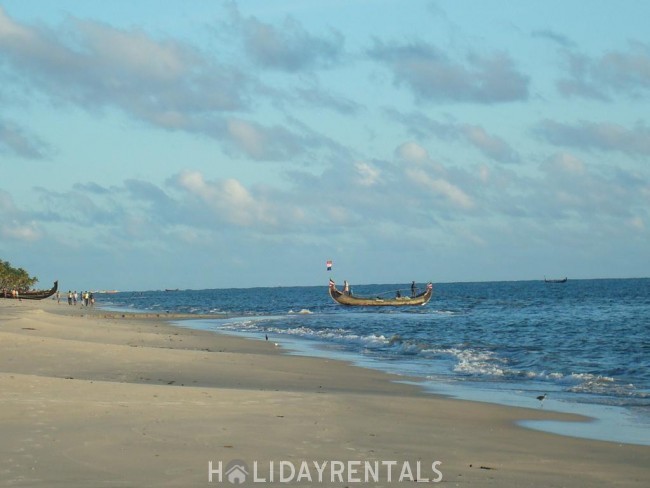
(1, 0, 649, 291)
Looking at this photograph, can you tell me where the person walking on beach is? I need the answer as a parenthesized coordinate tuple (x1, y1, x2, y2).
(67, 291, 72, 305)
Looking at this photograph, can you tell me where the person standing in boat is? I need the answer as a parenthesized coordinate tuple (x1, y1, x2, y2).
(343, 280, 350, 295)
(411, 281, 417, 297)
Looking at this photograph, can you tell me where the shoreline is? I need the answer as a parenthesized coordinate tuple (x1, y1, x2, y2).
(164, 312, 650, 447)
(210, 325, 650, 447)
(1, 298, 648, 486)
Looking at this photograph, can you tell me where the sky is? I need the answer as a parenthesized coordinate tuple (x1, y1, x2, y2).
(1, 0, 649, 291)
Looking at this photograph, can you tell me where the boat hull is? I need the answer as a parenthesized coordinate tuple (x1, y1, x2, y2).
(329, 282, 433, 306)
(2, 281, 58, 300)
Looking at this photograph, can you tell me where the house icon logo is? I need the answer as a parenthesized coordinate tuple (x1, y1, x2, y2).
(225, 460, 249, 484)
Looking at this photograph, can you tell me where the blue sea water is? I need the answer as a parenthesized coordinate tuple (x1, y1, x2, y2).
(97, 278, 650, 446)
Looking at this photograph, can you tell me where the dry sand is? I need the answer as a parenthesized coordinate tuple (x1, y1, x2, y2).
(1, 298, 648, 487)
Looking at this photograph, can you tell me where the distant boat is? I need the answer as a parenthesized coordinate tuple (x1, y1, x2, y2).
(164, 288, 180, 292)
(329, 280, 433, 307)
(544, 277, 568, 283)
(1, 280, 58, 300)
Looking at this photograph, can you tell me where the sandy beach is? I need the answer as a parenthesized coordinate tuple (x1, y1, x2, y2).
(1, 298, 648, 487)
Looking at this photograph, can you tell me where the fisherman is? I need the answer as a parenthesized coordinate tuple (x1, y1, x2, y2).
(411, 281, 417, 297)
(343, 280, 350, 295)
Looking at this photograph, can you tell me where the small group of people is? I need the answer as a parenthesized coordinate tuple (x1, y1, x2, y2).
(2, 288, 21, 299)
(330, 278, 424, 300)
(61, 290, 95, 307)
(396, 281, 419, 298)
(338, 279, 420, 298)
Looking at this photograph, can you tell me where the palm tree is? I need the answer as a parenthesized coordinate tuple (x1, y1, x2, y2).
(0, 260, 38, 291)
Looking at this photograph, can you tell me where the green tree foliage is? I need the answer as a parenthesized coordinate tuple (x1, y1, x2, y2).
(0, 260, 38, 290)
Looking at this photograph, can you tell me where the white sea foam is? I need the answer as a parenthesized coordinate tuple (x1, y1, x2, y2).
(213, 313, 645, 400)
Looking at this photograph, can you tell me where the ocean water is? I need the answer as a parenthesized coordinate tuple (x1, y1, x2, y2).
(98, 278, 650, 445)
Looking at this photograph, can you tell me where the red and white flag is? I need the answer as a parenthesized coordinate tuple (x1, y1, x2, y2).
(326, 260, 333, 271)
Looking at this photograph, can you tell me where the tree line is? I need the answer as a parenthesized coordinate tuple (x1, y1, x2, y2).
(0, 260, 38, 291)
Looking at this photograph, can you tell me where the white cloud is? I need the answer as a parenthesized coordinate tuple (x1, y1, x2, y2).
(536, 120, 650, 156)
(478, 164, 490, 183)
(354, 161, 380, 186)
(0, 6, 248, 135)
(395, 141, 430, 164)
(0, 190, 42, 241)
(233, 11, 343, 71)
(407, 167, 474, 210)
(557, 41, 650, 100)
(1, 221, 42, 241)
(394, 141, 447, 175)
(543, 152, 586, 175)
(227, 119, 268, 160)
(368, 40, 529, 103)
(176, 171, 271, 227)
(460, 124, 520, 164)
(0, 6, 34, 42)
(627, 216, 645, 231)
(390, 113, 520, 164)
(0, 119, 48, 159)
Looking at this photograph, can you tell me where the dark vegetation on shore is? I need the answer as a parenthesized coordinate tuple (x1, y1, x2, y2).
(0, 259, 38, 291)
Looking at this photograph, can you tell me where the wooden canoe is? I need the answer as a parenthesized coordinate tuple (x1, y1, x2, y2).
(2, 280, 58, 300)
(329, 280, 433, 307)
(544, 277, 567, 283)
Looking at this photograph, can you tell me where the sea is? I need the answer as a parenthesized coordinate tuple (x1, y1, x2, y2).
(97, 278, 650, 446)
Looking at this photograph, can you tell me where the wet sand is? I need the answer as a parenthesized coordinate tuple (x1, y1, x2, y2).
(1, 298, 648, 486)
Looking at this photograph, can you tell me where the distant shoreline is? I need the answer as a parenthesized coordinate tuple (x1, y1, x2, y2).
(87, 276, 650, 293)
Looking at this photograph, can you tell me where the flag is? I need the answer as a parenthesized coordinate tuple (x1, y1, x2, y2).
(326, 260, 332, 271)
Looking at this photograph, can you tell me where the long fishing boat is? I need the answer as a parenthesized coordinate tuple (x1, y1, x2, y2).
(544, 277, 568, 283)
(1, 280, 58, 300)
(329, 279, 433, 307)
